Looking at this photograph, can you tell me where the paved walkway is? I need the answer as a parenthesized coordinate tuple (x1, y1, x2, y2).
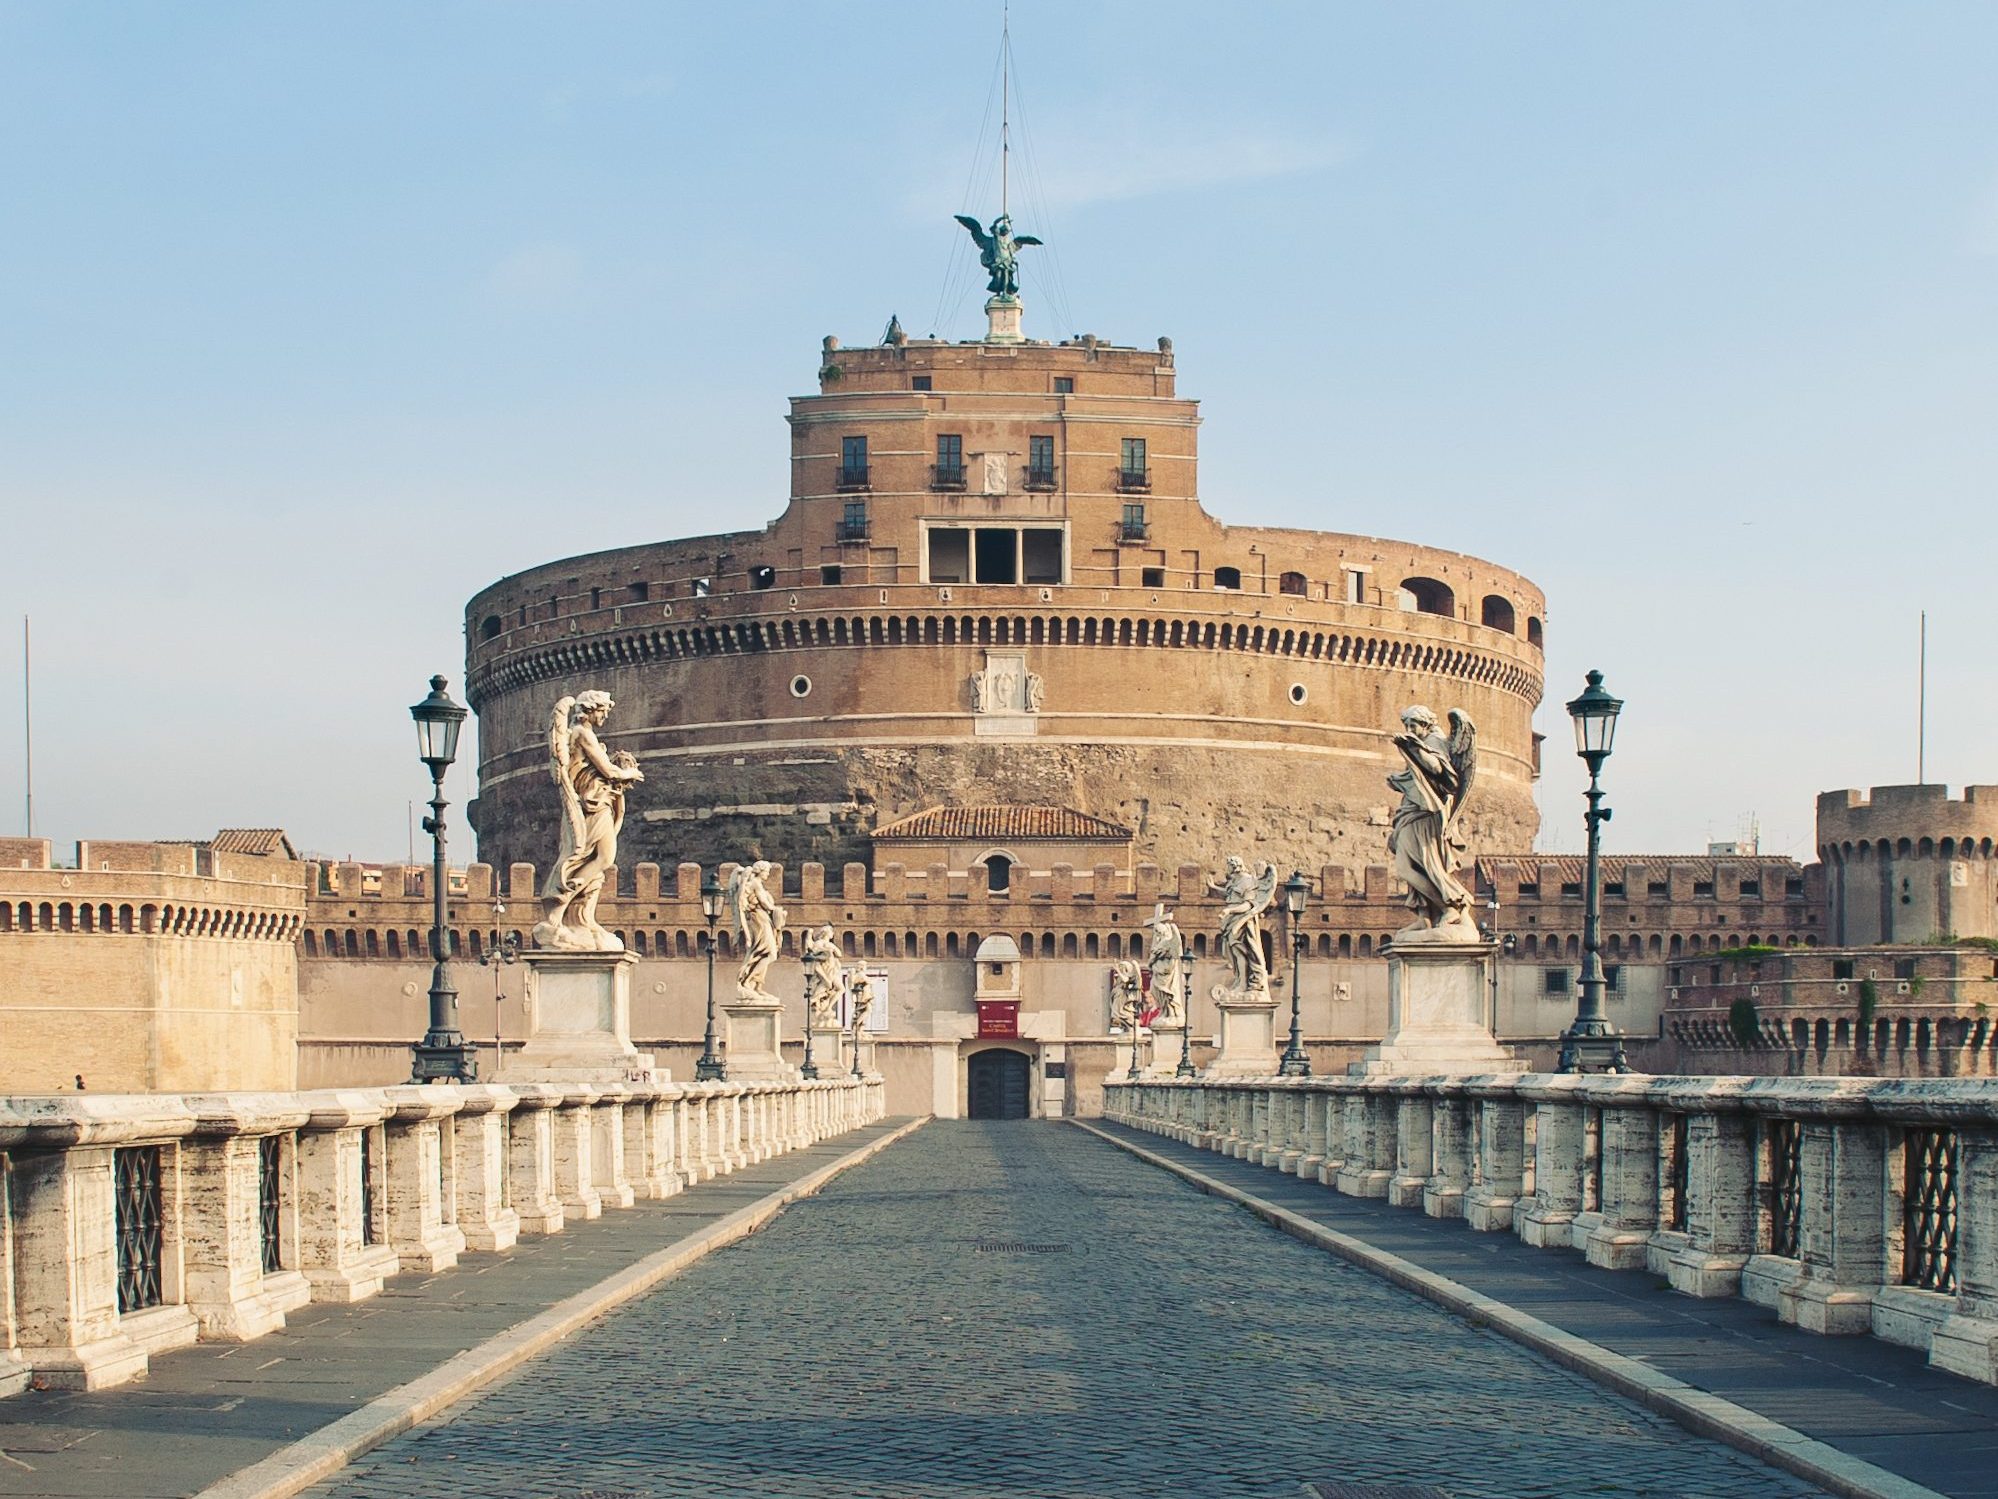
(0, 1120, 913, 1499)
(1086, 1119, 1998, 1499)
(311, 1122, 1827, 1499)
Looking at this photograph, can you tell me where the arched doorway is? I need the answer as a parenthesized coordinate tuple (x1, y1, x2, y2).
(967, 1049, 1032, 1120)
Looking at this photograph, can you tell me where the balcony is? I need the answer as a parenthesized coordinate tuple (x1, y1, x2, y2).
(835, 516, 870, 543)
(836, 467, 871, 493)
(1119, 517, 1150, 542)
(1023, 466, 1057, 492)
(931, 464, 967, 492)
(1116, 468, 1151, 493)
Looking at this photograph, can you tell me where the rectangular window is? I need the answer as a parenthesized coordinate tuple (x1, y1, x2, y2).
(1141, 566, 1166, 588)
(1740, 879, 1761, 898)
(1785, 877, 1806, 899)
(628, 580, 649, 603)
(1693, 881, 1715, 897)
(934, 434, 965, 490)
(1543, 968, 1571, 995)
(839, 435, 869, 488)
(1894, 957, 1917, 980)
(927, 529, 970, 584)
(819, 564, 842, 586)
(1119, 438, 1148, 489)
(1604, 965, 1623, 994)
(1832, 957, 1855, 980)
(911, 375, 932, 391)
(1026, 434, 1056, 489)
(974, 528, 1018, 584)
(1649, 880, 1670, 897)
(1053, 376, 1073, 394)
(1343, 568, 1366, 604)
(1560, 881, 1583, 898)
(1517, 882, 1539, 898)
(838, 500, 868, 541)
(1120, 502, 1148, 539)
(1604, 880, 1626, 898)
(1022, 527, 1065, 584)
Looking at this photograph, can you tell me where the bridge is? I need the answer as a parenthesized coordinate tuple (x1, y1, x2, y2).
(1, 1073, 1995, 1498)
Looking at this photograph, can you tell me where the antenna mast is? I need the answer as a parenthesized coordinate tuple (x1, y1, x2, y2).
(1918, 609, 1928, 783)
(1000, 1, 1010, 217)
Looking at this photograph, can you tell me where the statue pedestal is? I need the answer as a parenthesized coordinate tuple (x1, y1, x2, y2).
(1204, 996, 1280, 1078)
(723, 1001, 796, 1081)
(510, 951, 655, 1083)
(803, 1026, 846, 1079)
(1142, 1023, 1189, 1078)
(984, 294, 1024, 344)
(1352, 935, 1525, 1076)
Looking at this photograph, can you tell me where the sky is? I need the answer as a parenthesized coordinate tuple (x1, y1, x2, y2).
(3, 2, 1994, 867)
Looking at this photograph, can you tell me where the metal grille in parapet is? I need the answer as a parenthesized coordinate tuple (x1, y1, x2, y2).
(1666, 1112, 1690, 1232)
(359, 1129, 378, 1247)
(1765, 1119, 1802, 1260)
(1903, 1127, 1959, 1293)
(114, 1145, 164, 1313)
(258, 1134, 284, 1275)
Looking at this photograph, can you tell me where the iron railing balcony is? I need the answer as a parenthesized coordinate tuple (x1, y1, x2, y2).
(1119, 518, 1150, 542)
(1024, 465, 1057, 491)
(836, 466, 871, 492)
(1116, 468, 1151, 493)
(835, 516, 870, 542)
(931, 464, 967, 491)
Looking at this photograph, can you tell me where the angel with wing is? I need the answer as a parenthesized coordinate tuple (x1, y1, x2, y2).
(1208, 856, 1279, 998)
(953, 212, 1042, 298)
(728, 860, 786, 1003)
(1387, 706, 1479, 934)
(532, 691, 643, 952)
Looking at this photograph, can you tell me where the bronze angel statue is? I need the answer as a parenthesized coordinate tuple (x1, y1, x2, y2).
(954, 212, 1042, 298)
(1387, 706, 1479, 935)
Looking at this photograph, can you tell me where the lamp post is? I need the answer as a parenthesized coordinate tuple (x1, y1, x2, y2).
(409, 675, 477, 1082)
(800, 982, 820, 1080)
(1277, 871, 1312, 1076)
(1175, 946, 1198, 1078)
(479, 901, 521, 1078)
(1558, 669, 1630, 1073)
(694, 870, 726, 1080)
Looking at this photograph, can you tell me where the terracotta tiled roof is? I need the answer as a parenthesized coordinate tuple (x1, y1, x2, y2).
(873, 806, 1133, 843)
(207, 828, 298, 859)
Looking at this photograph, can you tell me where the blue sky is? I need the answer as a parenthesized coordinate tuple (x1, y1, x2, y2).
(3, 2, 1993, 865)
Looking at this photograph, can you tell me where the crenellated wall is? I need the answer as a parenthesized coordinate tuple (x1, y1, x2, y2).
(1819, 785, 1998, 945)
(0, 840, 307, 1094)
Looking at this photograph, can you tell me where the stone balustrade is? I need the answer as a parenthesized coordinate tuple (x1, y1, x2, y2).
(0, 1074, 885, 1395)
(1103, 1073, 1998, 1387)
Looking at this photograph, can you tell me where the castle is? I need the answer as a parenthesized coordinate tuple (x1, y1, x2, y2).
(462, 321, 1547, 882)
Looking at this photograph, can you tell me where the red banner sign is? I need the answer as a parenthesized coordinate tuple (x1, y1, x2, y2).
(976, 1000, 1020, 1039)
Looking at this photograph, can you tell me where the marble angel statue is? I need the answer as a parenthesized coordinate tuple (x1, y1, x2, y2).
(728, 860, 786, 1002)
(532, 690, 643, 952)
(1387, 706, 1479, 935)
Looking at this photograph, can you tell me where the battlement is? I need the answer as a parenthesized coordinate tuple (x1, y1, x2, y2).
(1818, 784, 1998, 854)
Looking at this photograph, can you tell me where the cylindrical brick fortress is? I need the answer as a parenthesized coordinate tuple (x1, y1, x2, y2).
(464, 333, 1547, 877)
(1818, 785, 1998, 944)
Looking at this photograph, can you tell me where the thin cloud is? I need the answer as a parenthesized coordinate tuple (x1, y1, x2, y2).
(910, 115, 1354, 218)
(479, 242, 585, 312)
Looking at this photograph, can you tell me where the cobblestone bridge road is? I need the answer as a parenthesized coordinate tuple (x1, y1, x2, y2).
(316, 1123, 1822, 1499)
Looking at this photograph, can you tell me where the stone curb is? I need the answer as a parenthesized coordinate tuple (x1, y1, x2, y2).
(1071, 1119, 1946, 1499)
(196, 1117, 930, 1499)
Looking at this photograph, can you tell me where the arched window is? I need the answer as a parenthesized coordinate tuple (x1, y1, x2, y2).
(1399, 576, 1455, 617)
(983, 853, 1013, 893)
(1526, 616, 1544, 647)
(1278, 571, 1307, 597)
(480, 615, 503, 641)
(1213, 566, 1242, 591)
(1480, 595, 1515, 633)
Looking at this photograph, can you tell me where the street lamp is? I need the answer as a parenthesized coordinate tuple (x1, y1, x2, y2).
(409, 675, 477, 1082)
(1175, 946, 1198, 1078)
(1278, 871, 1312, 1076)
(479, 901, 521, 1078)
(1558, 669, 1630, 1073)
(694, 870, 726, 1080)
(800, 977, 821, 1080)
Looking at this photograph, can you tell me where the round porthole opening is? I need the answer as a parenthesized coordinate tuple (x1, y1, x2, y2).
(790, 675, 812, 698)
(1288, 683, 1308, 705)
